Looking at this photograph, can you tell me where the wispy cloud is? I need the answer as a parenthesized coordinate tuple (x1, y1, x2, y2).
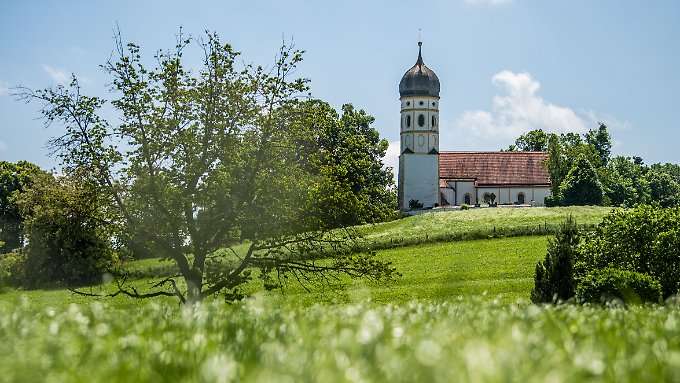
(464, 0, 513, 6)
(445, 70, 625, 151)
(42, 64, 69, 85)
(0, 81, 8, 96)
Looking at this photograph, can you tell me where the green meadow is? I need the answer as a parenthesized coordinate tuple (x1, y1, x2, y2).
(4, 206, 679, 382)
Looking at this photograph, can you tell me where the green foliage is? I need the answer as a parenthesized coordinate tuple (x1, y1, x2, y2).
(507, 129, 550, 152)
(13, 173, 116, 288)
(558, 155, 603, 206)
(0, 252, 25, 288)
(289, 100, 396, 227)
(0, 161, 46, 253)
(647, 170, 680, 207)
(3, 298, 680, 382)
(408, 199, 423, 209)
(460, 204, 470, 210)
(544, 194, 561, 207)
(602, 156, 651, 207)
(531, 216, 579, 303)
(576, 267, 662, 305)
(585, 123, 612, 166)
(576, 205, 680, 298)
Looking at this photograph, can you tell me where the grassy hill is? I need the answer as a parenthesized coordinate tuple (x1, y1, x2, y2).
(358, 206, 610, 249)
(0, 206, 612, 309)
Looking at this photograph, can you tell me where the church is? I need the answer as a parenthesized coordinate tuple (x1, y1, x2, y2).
(397, 42, 552, 210)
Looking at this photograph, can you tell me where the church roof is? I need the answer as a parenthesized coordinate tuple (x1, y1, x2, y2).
(399, 42, 440, 97)
(439, 151, 551, 187)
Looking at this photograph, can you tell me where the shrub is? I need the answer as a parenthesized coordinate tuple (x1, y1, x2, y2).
(576, 267, 662, 305)
(14, 174, 117, 288)
(544, 195, 561, 207)
(576, 205, 680, 298)
(460, 204, 470, 211)
(408, 199, 423, 210)
(531, 216, 579, 303)
(0, 252, 25, 287)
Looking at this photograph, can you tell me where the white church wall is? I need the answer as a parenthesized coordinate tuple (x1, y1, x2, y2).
(477, 186, 552, 206)
(456, 181, 476, 205)
(532, 187, 552, 206)
(477, 187, 502, 204)
(440, 187, 454, 206)
(400, 154, 439, 208)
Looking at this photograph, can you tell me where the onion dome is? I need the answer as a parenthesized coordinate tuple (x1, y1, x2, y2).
(399, 42, 440, 97)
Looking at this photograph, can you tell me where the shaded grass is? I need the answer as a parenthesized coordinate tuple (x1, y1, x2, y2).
(261, 236, 548, 305)
(0, 236, 548, 309)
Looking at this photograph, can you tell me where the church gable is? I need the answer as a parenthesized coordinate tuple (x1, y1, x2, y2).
(439, 151, 551, 187)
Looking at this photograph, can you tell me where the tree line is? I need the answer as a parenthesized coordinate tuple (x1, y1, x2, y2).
(506, 125, 680, 207)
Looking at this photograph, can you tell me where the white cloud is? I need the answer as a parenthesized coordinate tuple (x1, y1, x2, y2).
(383, 140, 401, 180)
(450, 70, 588, 149)
(0, 81, 8, 96)
(42, 65, 69, 85)
(464, 0, 513, 6)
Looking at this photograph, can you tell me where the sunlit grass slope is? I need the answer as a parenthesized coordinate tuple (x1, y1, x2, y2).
(359, 206, 610, 247)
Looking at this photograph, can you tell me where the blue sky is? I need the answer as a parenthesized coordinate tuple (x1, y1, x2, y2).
(1, 0, 680, 171)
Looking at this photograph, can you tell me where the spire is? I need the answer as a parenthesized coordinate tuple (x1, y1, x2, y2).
(416, 29, 424, 67)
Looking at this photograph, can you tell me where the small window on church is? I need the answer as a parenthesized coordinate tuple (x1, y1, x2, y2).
(406, 115, 411, 127)
(418, 114, 425, 127)
(432, 116, 436, 127)
(406, 101, 410, 106)
(419, 101, 424, 106)
(432, 102, 436, 106)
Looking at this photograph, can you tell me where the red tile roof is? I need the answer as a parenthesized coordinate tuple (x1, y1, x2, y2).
(439, 151, 550, 187)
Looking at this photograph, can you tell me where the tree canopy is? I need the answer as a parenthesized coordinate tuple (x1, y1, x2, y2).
(18, 30, 396, 303)
(0, 160, 46, 253)
(559, 155, 604, 206)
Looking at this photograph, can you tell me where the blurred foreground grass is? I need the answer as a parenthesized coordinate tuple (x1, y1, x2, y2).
(1, 296, 679, 382)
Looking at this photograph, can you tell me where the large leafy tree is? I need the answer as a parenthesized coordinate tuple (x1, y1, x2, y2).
(647, 170, 680, 208)
(0, 161, 46, 252)
(603, 156, 651, 207)
(585, 123, 612, 166)
(559, 155, 604, 206)
(18, 30, 395, 303)
(288, 100, 396, 228)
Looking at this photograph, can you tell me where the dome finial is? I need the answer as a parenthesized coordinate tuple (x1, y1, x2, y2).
(416, 29, 424, 67)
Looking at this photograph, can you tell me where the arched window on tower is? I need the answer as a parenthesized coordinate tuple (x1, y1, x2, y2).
(432, 115, 436, 127)
(406, 115, 411, 128)
(418, 114, 425, 127)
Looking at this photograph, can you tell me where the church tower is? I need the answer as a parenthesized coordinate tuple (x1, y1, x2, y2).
(398, 41, 441, 210)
